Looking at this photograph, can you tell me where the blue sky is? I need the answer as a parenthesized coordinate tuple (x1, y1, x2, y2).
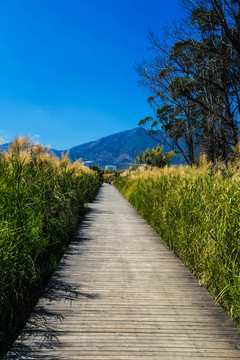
(0, 0, 183, 149)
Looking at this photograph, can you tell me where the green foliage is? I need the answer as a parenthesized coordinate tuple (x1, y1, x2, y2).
(0, 137, 100, 355)
(90, 164, 103, 176)
(136, 0, 240, 164)
(114, 163, 240, 325)
(133, 144, 174, 168)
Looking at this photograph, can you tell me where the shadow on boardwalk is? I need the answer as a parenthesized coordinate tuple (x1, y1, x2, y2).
(4, 228, 100, 360)
(4, 185, 240, 359)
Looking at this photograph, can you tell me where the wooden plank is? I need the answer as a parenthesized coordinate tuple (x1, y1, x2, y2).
(4, 183, 240, 359)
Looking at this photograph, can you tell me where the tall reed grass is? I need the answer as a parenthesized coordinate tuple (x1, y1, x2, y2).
(114, 157, 240, 325)
(0, 137, 100, 355)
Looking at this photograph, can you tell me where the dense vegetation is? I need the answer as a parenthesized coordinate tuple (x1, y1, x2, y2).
(133, 0, 240, 325)
(114, 155, 240, 325)
(132, 144, 174, 168)
(137, 0, 240, 165)
(0, 137, 100, 355)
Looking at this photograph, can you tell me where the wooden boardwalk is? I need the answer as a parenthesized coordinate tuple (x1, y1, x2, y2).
(4, 184, 240, 359)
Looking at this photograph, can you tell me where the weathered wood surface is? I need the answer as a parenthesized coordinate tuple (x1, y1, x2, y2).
(4, 183, 240, 359)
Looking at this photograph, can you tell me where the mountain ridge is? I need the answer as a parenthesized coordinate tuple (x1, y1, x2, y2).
(64, 127, 160, 167)
(0, 128, 181, 168)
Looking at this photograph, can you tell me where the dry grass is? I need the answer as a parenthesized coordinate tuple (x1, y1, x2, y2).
(0, 137, 101, 355)
(114, 155, 240, 325)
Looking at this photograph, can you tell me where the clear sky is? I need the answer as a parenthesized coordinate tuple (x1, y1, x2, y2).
(0, 0, 182, 149)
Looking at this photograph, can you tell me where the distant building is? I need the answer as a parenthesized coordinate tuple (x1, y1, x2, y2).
(105, 165, 116, 171)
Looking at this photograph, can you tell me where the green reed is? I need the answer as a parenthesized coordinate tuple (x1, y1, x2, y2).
(114, 161, 240, 325)
(0, 137, 101, 355)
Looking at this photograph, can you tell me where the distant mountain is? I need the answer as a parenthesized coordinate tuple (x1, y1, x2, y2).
(64, 128, 161, 168)
(0, 128, 184, 168)
(0, 143, 10, 152)
(0, 142, 61, 157)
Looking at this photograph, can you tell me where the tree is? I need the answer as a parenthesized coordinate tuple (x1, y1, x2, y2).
(136, 0, 240, 163)
(90, 165, 103, 176)
(133, 144, 174, 168)
(136, 32, 201, 165)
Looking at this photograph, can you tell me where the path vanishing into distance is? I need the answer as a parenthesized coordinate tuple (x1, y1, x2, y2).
(5, 183, 240, 359)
